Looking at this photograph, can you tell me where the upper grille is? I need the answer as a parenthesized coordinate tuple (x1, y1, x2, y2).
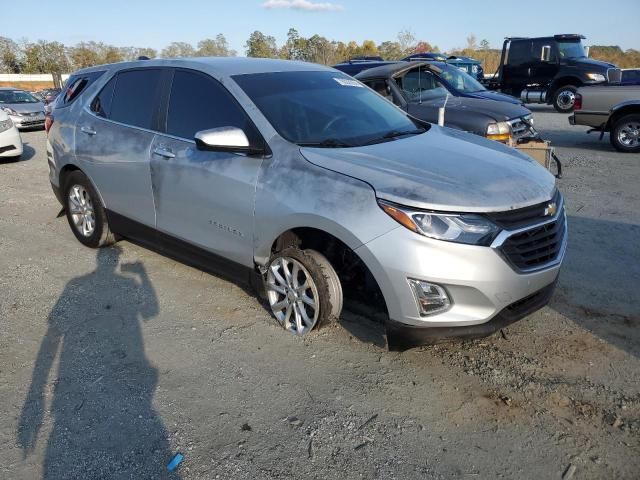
(487, 190, 560, 230)
(500, 211, 566, 271)
(508, 116, 536, 141)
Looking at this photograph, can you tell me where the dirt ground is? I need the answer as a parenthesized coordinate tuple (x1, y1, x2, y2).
(1, 107, 638, 479)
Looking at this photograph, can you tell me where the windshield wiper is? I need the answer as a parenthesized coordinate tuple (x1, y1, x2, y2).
(362, 128, 425, 146)
(298, 138, 354, 148)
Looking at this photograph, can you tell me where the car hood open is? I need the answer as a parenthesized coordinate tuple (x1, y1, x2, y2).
(300, 126, 555, 213)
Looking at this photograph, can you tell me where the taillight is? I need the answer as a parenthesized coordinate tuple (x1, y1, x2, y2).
(45, 114, 54, 134)
(574, 93, 582, 110)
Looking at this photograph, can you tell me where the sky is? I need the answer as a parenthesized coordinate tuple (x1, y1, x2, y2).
(2, 0, 639, 54)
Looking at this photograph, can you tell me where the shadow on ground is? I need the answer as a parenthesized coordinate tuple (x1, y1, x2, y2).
(16, 246, 180, 479)
(552, 215, 640, 358)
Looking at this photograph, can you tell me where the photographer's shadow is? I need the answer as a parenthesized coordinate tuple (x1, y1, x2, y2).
(17, 247, 180, 479)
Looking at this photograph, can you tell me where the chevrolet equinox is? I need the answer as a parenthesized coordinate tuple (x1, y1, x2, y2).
(47, 58, 567, 348)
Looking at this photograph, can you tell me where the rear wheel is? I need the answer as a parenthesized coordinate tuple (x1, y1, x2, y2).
(265, 247, 343, 336)
(552, 85, 578, 113)
(610, 114, 640, 153)
(63, 170, 115, 248)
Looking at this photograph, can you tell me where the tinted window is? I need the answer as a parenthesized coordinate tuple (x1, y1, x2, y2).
(91, 77, 116, 118)
(507, 41, 531, 65)
(58, 71, 105, 107)
(166, 70, 253, 140)
(109, 69, 162, 129)
(234, 71, 424, 147)
(400, 69, 448, 102)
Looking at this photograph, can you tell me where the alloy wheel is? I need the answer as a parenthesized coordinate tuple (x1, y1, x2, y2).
(266, 256, 320, 335)
(68, 184, 95, 237)
(617, 122, 640, 148)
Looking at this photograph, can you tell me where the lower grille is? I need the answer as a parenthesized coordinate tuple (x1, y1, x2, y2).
(500, 212, 566, 271)
(19, 120, 44, 127)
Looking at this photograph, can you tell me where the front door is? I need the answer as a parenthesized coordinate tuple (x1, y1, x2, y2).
(150, 69, 264, 268)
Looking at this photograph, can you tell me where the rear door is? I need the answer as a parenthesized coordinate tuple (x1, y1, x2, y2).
(74, 68, 163, 227)
(149, 68, 264, 267)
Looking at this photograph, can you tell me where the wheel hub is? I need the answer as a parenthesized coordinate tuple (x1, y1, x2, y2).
(68, 184, 95, 237)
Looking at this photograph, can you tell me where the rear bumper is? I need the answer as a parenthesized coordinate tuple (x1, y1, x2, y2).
(386, 280, 557, 350)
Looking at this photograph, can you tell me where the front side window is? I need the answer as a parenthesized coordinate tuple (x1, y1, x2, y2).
(0, 90, 40, 104)
(399, 69, 448, 102)
(233, 71, 424, 147)
(166, 70, 255, 140)
(437, 65, 486, 93)
(109, 69, 162, 129)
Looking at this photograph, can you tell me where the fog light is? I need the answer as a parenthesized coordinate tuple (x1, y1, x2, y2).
(408, 279, 451, 316)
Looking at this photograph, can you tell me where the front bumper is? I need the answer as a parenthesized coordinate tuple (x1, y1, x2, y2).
(386, 280, 557, 350)
(0, 125, 23, 158)
(355, 207, 565, 344)
(9, 114, 45, 130)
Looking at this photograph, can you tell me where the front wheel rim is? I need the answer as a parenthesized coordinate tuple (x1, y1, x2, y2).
(266, 257, 320, 335)
(68, 184, 95, 237)
(617, 122, 640, 147)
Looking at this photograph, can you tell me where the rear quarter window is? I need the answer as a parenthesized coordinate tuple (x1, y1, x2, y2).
(56, 71, 105, 108)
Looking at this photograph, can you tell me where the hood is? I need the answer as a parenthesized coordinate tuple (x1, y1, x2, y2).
(565, 56, 616, 70)
(2, 102, 45, 114)
(467, 90, 522, 105)
(299, 126, 555, 213)
(421, 96, 530, 121)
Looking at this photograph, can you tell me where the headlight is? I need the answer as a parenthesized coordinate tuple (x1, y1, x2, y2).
(586, 73, 606, 82)
(0, 118, 13, 133)
(2, 107, 17, 115)
(378, 200, 500, 246)
(486, 121, 511, 142)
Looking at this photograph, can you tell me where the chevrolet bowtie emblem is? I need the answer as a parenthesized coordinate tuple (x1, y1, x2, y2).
(544, 202, 557, 217)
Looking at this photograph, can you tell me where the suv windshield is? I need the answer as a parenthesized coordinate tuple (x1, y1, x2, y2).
(233, 71, 424, 147)
(0, 90, 40, 104)
(437, 64, 485, 93)
(557, 41, 586, 59)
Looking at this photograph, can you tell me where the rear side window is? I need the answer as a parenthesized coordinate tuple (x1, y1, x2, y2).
(91, 77, 116, 118)
(58, 70, 105, 107)
(109, 69, 163, 129)
(166, 69, 254, 140)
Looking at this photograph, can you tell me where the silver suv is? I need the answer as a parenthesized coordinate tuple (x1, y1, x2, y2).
(47, 58, 566, 348)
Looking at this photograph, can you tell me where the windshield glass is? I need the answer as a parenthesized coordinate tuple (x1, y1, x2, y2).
(233, 71, 424, 147)
(437, 64, 486, 93)
(0, 90, 40, 104)
(557, 41, 586, 59)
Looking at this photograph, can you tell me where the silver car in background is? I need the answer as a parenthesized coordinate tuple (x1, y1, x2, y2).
(0, 87, 46, 130)
(47, 58, 566, 348)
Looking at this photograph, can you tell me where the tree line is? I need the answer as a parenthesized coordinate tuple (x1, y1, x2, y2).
(1, 31, 638, 76)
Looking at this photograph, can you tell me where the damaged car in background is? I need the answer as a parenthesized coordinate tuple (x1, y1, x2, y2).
(47, 58, 566, 349)
(354, 62, 537, 144)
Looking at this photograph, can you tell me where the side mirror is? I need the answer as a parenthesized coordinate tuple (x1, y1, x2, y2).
(584, 46, 590, 57)
(194, 127, 263, 155)
(541, 45, 551, 62)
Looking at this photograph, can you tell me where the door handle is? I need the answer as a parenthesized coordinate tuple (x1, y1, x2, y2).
(153, 147, 175, 159)
(80, 126, 97, 136)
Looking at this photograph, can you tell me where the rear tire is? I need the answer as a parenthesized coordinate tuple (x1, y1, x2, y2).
(264, 247, 343, 336)
(609, 114, 640, 153)
(63, 170, 115, 248)
(552, 85, 578, 113)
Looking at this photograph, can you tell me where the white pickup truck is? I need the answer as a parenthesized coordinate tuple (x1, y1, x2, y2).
(570, 85, 640, 153)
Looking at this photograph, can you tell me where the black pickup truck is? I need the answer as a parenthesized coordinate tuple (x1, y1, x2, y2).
(483, 34, 620, 113)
